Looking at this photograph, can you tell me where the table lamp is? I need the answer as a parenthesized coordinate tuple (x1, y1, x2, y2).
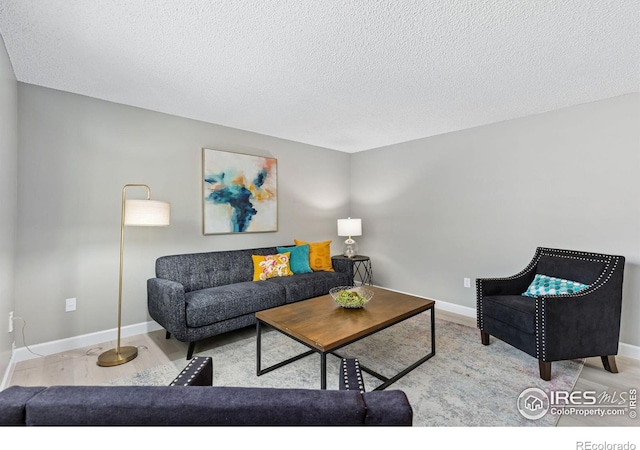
(337, 217, 362, 258)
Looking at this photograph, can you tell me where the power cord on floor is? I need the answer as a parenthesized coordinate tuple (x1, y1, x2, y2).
(11, 316, 150, 359)
(11, 315, 45, 358)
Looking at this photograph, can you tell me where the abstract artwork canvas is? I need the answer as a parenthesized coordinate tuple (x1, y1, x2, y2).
(202, 148, 277, 234)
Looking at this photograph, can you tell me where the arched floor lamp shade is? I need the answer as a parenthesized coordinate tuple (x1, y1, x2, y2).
(97, 184, 170, 367)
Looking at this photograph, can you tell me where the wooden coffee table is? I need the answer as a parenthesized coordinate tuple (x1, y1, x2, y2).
(255, 286, 435, 390)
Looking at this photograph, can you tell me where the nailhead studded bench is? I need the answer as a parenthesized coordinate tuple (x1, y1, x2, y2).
(169, 356, 213, 386)
(340, 358, 366, 393)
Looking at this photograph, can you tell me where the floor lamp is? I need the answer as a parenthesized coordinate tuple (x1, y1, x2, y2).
(97, 184, 170, 367)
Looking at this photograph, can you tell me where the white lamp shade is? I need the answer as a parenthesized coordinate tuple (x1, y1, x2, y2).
(124, 199, 171, 226)
(337, 218, 362, 237)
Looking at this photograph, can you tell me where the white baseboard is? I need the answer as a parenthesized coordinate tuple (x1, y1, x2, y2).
(618, 342, 640, 361)
(376, 284, 477, 318)
(434, 298, 477, 318)
(10, 320, 164, 363)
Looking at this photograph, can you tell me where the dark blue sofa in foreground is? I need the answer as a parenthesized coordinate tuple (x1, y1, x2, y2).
(0, 357, 412, 426)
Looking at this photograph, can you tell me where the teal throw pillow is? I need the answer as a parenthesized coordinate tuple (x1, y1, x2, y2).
(522, 274, 589, 298)
(277, 244, 313, 274)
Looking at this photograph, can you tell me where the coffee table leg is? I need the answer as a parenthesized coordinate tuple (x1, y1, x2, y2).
(256, 321, 262, 375)
(321, 352, 327, 389)
(431, 304, 435, 355)
(353, 306, 436, 391)
(256, 321, 316, 378)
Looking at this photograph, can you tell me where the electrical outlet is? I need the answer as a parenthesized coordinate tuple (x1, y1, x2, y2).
(65, 298, 77, 312)
(8, 311, 13, 333)
(464, 278, 471, 288)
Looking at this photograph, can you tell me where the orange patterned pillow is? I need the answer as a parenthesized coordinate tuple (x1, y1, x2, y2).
(252, 253, 293, 281)
(294, 239, 334, 272)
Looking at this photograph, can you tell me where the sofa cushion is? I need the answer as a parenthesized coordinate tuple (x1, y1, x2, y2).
(294, 239, 334, 272)
(251, 253, 293, 281)
(265, 271, 351, 303)
(481, 295, 536, 334)
(482, 316, 537, 358)
(185, 281, 286, 327)
(156, 247, 277, 292)
(277, 244, 313, 274)
(23, 386, 369, 426)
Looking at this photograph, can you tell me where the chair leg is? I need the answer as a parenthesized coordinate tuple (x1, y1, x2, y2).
(165, 331, 171, 339)
(480, 331, 490, 345)
(186, 342, 196, 360)
(539, 360, 551, 381)
(601, 355, 618, 373)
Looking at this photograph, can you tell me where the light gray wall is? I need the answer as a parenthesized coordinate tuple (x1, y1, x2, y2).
(0, 35, 17, 376)
(16, 83, 350, 346)
(351, 93, 640, 347)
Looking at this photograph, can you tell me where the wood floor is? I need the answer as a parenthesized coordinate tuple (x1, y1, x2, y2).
(7, 309, 639, 427)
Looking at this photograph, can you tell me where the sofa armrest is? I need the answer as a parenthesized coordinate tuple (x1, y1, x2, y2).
(362, 391, 413, 426)
(476, 270, 536, 297)
(169, 356, 213, 386)
(537, 269, 624, 361)
(331, 257, 354, 280)
(0, 386, 47, 426)
(339, 358, 365, 392)
(147, 277, 188, 340)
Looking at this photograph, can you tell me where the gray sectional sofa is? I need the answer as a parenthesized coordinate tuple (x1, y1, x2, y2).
(0, 357, 413, 426)
(148, 246, 353, 358)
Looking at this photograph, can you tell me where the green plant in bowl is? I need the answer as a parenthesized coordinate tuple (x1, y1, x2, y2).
(329, 286, 374, 308)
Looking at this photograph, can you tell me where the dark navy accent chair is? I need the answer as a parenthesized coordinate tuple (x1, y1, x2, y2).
(476, 247, 625, 381)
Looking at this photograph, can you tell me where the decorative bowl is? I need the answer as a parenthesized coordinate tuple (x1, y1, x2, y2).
(329, 286, 374, 309)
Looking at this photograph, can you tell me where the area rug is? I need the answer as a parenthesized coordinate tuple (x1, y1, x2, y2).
(108, 316, 583, 427)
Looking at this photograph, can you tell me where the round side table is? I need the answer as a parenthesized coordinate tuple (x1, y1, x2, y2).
(332, 255, 373, 286)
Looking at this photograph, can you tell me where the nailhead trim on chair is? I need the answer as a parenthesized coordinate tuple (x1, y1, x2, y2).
(538, 249, 613, 297)
(478, 248, 613, 285)
(476, 279, 483, 329)
(169, 356, 209, 386)
(535, 298, 545, 359)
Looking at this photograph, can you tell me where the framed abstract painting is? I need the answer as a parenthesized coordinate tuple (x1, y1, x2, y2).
(202, 148, 278, 234)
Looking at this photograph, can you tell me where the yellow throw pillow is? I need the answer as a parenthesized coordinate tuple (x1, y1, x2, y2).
(294, 239, 334, 272)
(252, 253, 293, 281)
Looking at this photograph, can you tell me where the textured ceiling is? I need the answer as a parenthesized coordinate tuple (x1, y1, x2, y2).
(0, 1, 638, 153)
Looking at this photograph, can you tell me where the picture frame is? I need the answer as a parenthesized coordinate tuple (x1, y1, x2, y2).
(202, 148, 278, 234)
